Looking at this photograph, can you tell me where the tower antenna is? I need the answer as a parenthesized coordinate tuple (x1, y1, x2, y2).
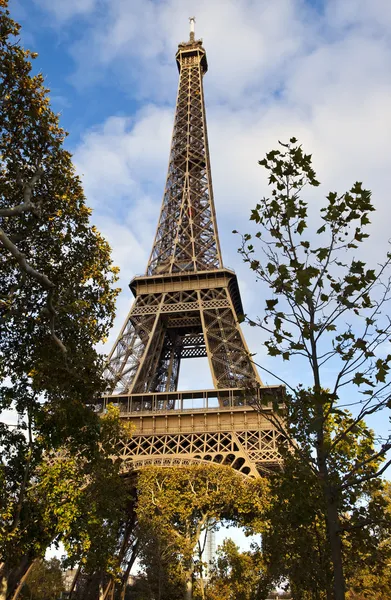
(189, 16, 195, 42)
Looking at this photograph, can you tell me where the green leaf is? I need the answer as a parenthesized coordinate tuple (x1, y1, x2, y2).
(266, 298, 279, 311)
(297, 220, 306, 235)
(317, 248, 328, 261)
(267, 263, 276, 275)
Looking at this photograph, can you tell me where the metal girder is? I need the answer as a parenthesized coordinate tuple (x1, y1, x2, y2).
(104, 286, 260, 394)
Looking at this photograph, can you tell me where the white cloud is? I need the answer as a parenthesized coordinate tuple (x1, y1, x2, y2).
(74, 106, 173, 205)
(33, 0, 98, 22)
(325, 0, 391, 33)
(92, 215, 148, 352)
(46, 0, 312, 103)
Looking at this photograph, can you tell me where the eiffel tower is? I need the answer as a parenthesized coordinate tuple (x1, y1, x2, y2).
(100, 19, 283, 477)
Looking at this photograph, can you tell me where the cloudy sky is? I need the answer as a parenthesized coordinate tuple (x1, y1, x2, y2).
(11, 0, 391, 552)
(12, 0, 391, 408)
(7, 0, 389, 421)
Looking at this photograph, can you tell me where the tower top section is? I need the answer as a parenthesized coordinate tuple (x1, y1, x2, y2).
(147, 21, 220, 276)
(176, 17, 208, 74)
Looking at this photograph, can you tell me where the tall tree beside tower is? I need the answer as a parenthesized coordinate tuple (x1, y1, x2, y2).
(0, 1, 122, 597)
(238, 139, 391, 599)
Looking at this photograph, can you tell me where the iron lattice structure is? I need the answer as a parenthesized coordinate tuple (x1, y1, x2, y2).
(99, 29, 283, 477)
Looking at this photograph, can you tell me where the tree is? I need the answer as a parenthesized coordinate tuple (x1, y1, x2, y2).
(262, 417, 391, 599)
(2, 407, 133, 600)
(236, 138, 391, 599)
(345, 481, 391, 599)
(19, 558, 64, 600)
(136, 465, 269, 600)
(123, 574, 154, 600)
(203, 538, 266, 600)
(0, 2, 120, 597)
(35, 407, 132, 584)
(262, 449, 333, 599)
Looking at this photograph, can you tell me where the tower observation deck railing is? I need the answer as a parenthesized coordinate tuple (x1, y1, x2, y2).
(94, 385, 284, 417)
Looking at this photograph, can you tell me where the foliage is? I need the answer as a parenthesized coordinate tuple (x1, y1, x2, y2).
(236, 138, 391, 599)
(124, 574, 154, 600)
(36, 406, 132, 575)
(137, 529, 185, 600)
(1, 406, 132, 598)
(20, 558, 64, 600)
(261, 425, 391, 600)
(0, 1, 120, 595)
(202, 538, 266, 600)
(136, 465, 269, 600)
(262, 451, 333, 599)
(345, 481, 391, 599)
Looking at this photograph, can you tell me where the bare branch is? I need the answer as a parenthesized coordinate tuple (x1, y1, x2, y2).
(0, 225, 53, 289)
(0, 224, 67, 353)
(0, 168, 43, 217)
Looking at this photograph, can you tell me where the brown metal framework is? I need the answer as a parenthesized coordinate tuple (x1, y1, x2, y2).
(100, 30, 283, 476)
(147, 38, 222, 275)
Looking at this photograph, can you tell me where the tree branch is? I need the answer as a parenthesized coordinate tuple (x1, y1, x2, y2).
(0, 168, 43, 217)
(0, 225, 67, 353)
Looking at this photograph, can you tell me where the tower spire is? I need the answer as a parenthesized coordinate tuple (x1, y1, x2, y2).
(147, 24, 220, 275)
(189, 16, 195, 42)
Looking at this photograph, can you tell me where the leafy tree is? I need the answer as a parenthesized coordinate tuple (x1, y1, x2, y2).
(203, 538, 266, 600)
(136, 465, 269, 600)
(262, 450, 333, 599)
(36, 407, 132, 578)
(2, 407, 132, 600)
(262, 417, 391, 599)
(19, 558, 64, 600)
(236, 138, 391, 599)
(137, 528, 185, 600)
(123, 574, 154, 600)
(0, 1, 120, 597)
(345, 481, 391, 599)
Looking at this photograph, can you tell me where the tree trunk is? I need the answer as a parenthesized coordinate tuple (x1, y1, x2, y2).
(310, 329, 346, 600)
(10, 561, 35, 600)
(102, 579, 115, 600)
(99, 580, 105, 600)
(119, 539, 140, 600)
(317, 440, 345, 599)
(68, 565, 81, 599)
(5, 556, 33, 600)
(184, 577, 192, 600)
(198, 575, 205, 600)
(0, 573, 8, 600)
(324, 488, 345, 600)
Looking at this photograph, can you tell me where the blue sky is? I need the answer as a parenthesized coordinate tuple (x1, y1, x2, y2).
(9, 0, 391, 557)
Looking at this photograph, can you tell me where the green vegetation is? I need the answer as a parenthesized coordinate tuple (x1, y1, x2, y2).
(237, 138, 391, 599)
(0, 1, 126, 597)
(136, 464, 269, 600)
(19, 559, 64, 600)
(202, 538, 265, 600)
